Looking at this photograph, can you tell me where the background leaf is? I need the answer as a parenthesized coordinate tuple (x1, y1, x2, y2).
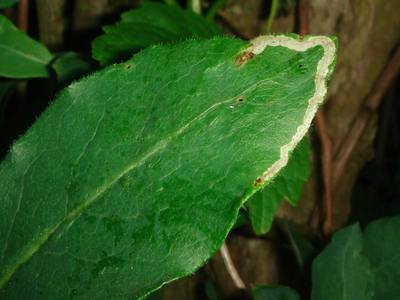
(0, 15, 53, 78)
(91, 2, 221, 65)
(362, 216, 400, 300)
(0, 0, 19, 8)
(311, 216, 400, 300)
(0, 36, 336, 299)
(252, 285, 300, 300)
(247, 137, 311, 234)
(311, 224, 374, 300)
(51, 52, 92, 88)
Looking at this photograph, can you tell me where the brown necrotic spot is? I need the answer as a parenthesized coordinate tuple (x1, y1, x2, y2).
(124, 63, 133, 70)
(253, 177, 263, 187)
(235, 51, 255, 67)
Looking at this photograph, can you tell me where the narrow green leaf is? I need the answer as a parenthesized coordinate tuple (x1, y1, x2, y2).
(247, 137, 311, 234)
(51, 52, 92, 88)
(311, 224, 374, 300)
(92, 2, 221, 65)
(362, 216, 400, 300)
(0, 35, 336, 299)
(252, 285, 300, 300)
(0, 15, 53, 78)
(0, 0, 19, 8)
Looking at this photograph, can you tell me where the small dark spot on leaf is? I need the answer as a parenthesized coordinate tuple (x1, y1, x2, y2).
(237, 96, 245, 102)
(125, 63, 133, 70)
(235, 51, 254, 67)
(253, 177, 263, 187)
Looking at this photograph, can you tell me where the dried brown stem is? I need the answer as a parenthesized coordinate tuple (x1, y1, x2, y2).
(36, 0, 65, 50)
(219, 242, 246, 290)
(315, 112, 333, 236)
(18, 0, 29, 32)
(298, 0, 333, 236)
(333, 46, 400, 187)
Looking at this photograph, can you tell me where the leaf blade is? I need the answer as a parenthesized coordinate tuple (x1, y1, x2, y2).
(0, 35, 336, 299)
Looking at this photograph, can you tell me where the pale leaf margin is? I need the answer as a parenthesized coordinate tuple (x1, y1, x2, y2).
(142, 34, 337, 298)
(238, 34, 336, 202)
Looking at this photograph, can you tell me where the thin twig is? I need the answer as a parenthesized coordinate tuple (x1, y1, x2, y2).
(282, 219, 304, 270)
(264, 0, 279, 34)
(297, 0, 309, 35)
(188, 0, 201, 14)
(219, 242, 246, 290)
(18, 0, 29, 32)
(298, 0, 333, 237)
(333, 46, 400, 187)
(205, 0, 228, 21)
(315, 112, 333, 236)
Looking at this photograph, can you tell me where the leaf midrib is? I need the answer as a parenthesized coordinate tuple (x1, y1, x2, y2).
(0, 44, 49, 65)
(0, 78, 267, 288)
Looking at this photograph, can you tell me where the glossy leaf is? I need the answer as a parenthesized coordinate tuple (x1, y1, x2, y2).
(92, 2, 221, 65)
(252, 285, 300, 300)
(0, 35, 336, 299)
(0, 0, 19, 8)
(0, 15, 53, 78)
(247, 137, 310, 234)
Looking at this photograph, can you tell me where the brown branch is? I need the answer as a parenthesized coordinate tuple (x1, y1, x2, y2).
(219, 242, 246, 290)
(36, 0, 65, 50)
(18, 0, 29, 32)
(315, 112, 333, 236)
(333, 46, 400, 187)
(297, 0, 309, 35)
(298, 0, 333, 237)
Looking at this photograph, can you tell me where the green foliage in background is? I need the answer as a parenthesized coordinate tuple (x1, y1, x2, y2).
(0, 15, 53, 78)
(247, 137, 311, 234)
(92, 2, 221, 65)
(312, 216, 400, 300)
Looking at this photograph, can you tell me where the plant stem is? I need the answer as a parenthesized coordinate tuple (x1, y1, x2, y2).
(163, 0, 179, 7)
(18, 0, 29, 32)
(264, 0, 279, 34)
(206, 0, 228, 21)
(188, 0, 201, 14)
(220, 242, 246, 289)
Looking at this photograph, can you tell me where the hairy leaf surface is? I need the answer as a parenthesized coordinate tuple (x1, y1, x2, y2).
(247, 137, 310, 234)
(0, 35, 336, 299)
(92, 2, 221, 65)
(0, 15, 53, 78)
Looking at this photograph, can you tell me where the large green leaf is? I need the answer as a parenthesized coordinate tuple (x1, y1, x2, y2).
(92, 2, 221, 65)
(0, 15, 53, 78)
(0, 35, 336, 299)
(247, 137, 311, 234)
(311, 216, 400, 300)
